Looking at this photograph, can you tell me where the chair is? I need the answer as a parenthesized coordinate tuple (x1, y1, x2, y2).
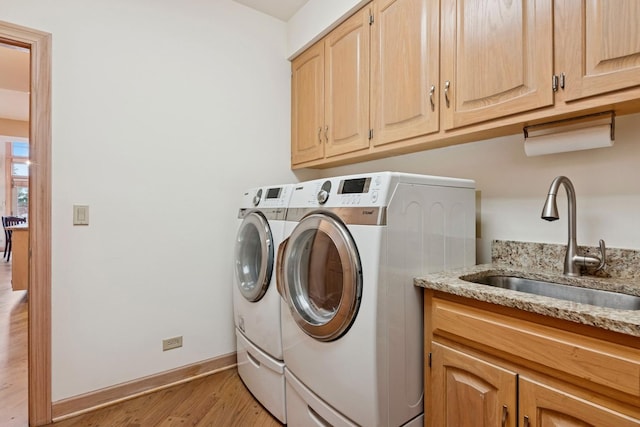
(2, 217, 8, 259)
(3, 216, 27, 262)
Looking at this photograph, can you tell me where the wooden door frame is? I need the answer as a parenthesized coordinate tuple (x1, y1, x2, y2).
(0, 21, 52, 426)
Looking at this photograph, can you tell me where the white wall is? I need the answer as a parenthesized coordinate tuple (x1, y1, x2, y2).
(0, 0, 316, 401)
(321, 113, 640, 264)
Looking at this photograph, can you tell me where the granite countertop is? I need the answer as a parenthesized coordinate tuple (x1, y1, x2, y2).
(414, 240, 640, 337)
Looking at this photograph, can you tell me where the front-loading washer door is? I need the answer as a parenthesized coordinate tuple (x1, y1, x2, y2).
(280, 212, 362, 342)
(235, 211, 274, 302)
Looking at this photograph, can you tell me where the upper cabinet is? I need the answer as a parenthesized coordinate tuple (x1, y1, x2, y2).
(557, 0, 640, 101)
(290, 0, 640, 169)
(373, 0, 553, 135)
(324, 8, 370, 157)
(291, 42, 324, 165)
(371, 0, 440, 146)
(291, 6, 370, 165)
(440, 0, 553, 129)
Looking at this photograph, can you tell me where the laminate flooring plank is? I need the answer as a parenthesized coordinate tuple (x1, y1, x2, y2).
(195, 370, 280, 427)
(45, 369, 282, 427)
(159, 379, 218, 424)
(127, 386, 194, 426)
(198, 371, 277, 427)
(154, 416, 190, 427)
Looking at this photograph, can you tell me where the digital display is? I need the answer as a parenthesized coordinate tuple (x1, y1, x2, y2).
(266, 188, 282, 199)
(339, 178, 371, 194)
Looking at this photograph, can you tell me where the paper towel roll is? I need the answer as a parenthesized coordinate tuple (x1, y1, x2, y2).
(524, 124, 614, 157)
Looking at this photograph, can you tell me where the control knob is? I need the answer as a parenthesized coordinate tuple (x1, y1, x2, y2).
(253, 189, 262, 206)
(317, 180, 332, 204)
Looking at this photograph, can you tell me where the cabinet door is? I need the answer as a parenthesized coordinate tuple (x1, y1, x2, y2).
(440, 0, 553, 129)
(558, 0, 640, 101)
(519, 376, 640, 426)
(291, 42, 325, 165)
(371, 0, 439, 146)
(324, 7, 370, 158)
(430, 343, 517, 427)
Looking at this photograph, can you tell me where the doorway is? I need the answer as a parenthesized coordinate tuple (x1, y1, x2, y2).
(0, 21, 52, 426)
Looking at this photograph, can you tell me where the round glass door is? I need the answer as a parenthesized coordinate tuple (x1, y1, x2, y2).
(282, 213, 362, 341)
(234, 211, 274, 302)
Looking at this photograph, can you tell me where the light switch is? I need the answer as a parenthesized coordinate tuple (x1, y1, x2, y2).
(73, 205, 89, 226)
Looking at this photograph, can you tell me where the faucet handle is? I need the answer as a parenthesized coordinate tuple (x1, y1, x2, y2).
(596, 239, 606, 271)
(576, 239, 606, 272)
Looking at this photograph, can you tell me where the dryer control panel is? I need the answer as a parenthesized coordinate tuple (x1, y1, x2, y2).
(238, 184, 294, 220)
(243, 185, 291, 208)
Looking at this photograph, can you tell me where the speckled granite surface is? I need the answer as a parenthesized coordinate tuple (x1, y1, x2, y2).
(491, 240, 640, 280)
(415, 240, 640, 337)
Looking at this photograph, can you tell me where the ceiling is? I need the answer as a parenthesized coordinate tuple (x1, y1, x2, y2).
(0, 42, 30, 122)
(233, 0, 310, 21)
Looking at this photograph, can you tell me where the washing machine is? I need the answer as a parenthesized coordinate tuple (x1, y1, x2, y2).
(233, 183, 293, 424)
(276, 172, 476, 426)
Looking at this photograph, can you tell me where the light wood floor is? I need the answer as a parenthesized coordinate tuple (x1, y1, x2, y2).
(0, 254, 28, 427)
(44, 368, 283, 427)
(0, 250, 283, 426)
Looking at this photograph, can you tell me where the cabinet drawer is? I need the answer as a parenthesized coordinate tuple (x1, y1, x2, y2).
(431, 297, 640, 397)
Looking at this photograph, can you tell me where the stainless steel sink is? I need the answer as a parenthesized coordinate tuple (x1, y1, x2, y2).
(465, 275, 640, 310)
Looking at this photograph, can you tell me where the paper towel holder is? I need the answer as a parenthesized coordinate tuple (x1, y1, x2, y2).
(523, 110, 615, 141)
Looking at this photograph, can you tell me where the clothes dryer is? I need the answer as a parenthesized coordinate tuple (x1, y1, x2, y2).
(277, 172, 476, 426)
(233, 183, 293, 424)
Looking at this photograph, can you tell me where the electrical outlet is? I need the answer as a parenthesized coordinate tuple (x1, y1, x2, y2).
(162, 336, 183, 351)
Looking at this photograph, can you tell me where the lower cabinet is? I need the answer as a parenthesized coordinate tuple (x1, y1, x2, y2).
(430, 342, 640, 427)
(520, 376, 640, 427)
(10, 226, 28, 291)
(425, 292, 640, 427)
(431, 343, 516, 427)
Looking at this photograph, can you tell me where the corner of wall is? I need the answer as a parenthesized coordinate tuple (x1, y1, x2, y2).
(286, 0, 370, 59)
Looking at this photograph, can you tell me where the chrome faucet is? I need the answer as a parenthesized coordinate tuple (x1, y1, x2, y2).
(541, 176, 606, 276)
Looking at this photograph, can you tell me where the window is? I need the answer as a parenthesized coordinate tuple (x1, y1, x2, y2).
(12, 141, 29, 157)
(5, 140, 29, 217)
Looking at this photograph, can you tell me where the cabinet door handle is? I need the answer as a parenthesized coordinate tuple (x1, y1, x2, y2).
(444, 80, 451, 107)
(523, 415, 530, 427)
(324, 125, 329, 144)
(317, 127, 322, 144)
(429, 85, 435, 110)
(501, 405, 508, 427)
